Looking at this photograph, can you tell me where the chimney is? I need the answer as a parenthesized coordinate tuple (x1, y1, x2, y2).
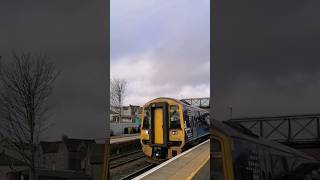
(62, 135, 68, 142)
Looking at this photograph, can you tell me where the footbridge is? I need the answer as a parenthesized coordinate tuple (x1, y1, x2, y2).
(180, 97, 210, 110)
(229, 114, 320, 159)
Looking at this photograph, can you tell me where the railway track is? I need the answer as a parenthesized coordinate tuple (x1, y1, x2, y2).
(110, 151, 154, 180)
(110, 150, 145, 169)
(110, 137, 208, 179)
(119, 163, 156, 180)
(110, 150, 142, 161)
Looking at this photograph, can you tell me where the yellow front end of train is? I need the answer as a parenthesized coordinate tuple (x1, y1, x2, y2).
(140, 98, 185, 161)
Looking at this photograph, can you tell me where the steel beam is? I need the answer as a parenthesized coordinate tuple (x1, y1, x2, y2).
(228, 113, 320, 148)
(288, 118, 291, 142)
(180, 97, 210, 108)
(317, 117, 320, 139)
(260, 121, 263, 137)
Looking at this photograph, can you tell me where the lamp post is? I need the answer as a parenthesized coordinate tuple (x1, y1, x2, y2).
(228, 106, 233, 120)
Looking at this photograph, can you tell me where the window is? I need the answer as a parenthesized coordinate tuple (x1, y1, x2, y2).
(212, 138, 224, 180)
(142, 108, 151, 129)
(199, 112, 204, 127)
(212, 139, 221, 152)
(170, 105, 180, 129)
(183, 106, 191, 128)
(261, 171, 266, 180)
(189, 109, 196, 128)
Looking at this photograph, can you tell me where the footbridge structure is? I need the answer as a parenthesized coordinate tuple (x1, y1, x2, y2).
(229, 114, 320, 159)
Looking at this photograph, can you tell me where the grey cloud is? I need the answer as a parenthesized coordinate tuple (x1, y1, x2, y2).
(0, 0, 107, 140)
(111, 0, 210, 105)
(213, 1, 320, 120)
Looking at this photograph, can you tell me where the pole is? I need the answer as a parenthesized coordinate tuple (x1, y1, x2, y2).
(228, 106, 233, 119)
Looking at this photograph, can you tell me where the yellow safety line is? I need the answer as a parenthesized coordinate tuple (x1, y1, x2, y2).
(186, 155, 210, 180)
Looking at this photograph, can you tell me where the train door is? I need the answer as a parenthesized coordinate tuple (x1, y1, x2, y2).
(153, 108, 164, 144)
(212, 138, 225, 180)
(150, 103, 169, 159)
(150, 103, 169, 146)
(211, 131, 234, 180)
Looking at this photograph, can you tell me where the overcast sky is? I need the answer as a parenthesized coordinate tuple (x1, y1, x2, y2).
(110, 0, 210, 106)
(213, 1, 320, 120)
(2, 0, 318, 140)
(0, 1, 107, 141)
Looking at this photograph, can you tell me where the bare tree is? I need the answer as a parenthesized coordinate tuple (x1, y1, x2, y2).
(0, 52, 59, 180)
(110, 78, 127, 123)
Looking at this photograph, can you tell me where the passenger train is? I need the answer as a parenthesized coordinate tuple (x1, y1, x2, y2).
(140, 97, 210, 162)
(211, 120, 320, 180)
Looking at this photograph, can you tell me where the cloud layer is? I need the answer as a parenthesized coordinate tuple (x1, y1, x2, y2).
(111, 0, 210, 105)
(213, 1, 320, 120)
(0, 0, 108, 140)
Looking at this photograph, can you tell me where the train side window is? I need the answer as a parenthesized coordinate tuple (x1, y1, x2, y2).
(183, 106, 189, 119)
(184, 107, 191, 128)
(190, 114, 194, 128)
(201, 112, 205, 125)
(197, 111, 201, 127)
(261, 171, 266, 180)
(268, 172, 272, 180)
(186, 118, 191, 128)
(240, 169, 253, 180)
(212, 139, 221, 152)
(198, 112, 202, 127)
(212, 138, 224, 180)
(197, 111, 200, 121)
(142, 108, 150, 129)
(204, 113, 210, 127)
(169, 105, 180, 129)
(191, 110, 197, 127)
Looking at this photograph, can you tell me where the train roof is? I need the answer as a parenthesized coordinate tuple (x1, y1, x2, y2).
(144, 97, 209, 112)
(212, 120, 315, 160)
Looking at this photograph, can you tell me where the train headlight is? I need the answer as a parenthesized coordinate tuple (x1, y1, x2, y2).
(171, 131, 177, 135)
(145, 130, 149, 134)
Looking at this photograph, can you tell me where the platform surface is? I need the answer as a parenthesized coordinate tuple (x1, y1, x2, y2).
(134, 139, 210, 180)
(110, 134, 140, 144)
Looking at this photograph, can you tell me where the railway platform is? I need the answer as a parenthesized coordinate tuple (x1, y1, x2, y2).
(133, 139, 210, 180)
(110, 134, 140, 144)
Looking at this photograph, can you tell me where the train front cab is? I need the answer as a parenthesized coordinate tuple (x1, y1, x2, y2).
(211, 129, 234, 180)
(140, 98, 185, 161)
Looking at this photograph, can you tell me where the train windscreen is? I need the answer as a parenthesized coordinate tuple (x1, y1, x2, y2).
(169, 105, 180, 129)
(142, 108, 150, 129)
